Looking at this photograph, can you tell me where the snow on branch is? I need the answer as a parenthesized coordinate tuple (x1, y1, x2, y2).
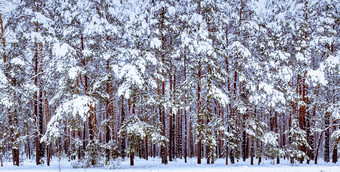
(42, 95, 97, 143)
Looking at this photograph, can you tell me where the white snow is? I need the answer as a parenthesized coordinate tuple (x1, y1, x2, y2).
(210, 85, 229, 107)
(0, 70, 8, 86)
(30, 32, 44, 42)
(150, 37, 162, 49)
(10, 57, 25, 66)
(0, 0, 17, 14)
(1, 157, 340, 172)
(68, 67, 78, 80)
(53, 43, 75, 57)
(228, 41, 251, 58)
(324, 54, 340, 69)
(296, 52, 306, 62)
(306, 69, 328, 86)
(168, 6, 176, 16)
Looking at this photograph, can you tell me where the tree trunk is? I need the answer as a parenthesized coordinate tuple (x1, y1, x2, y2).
(242, 115, 247, 161)
(160, 6, 168, 165)
(0, 13, 5, 63)
(250, 136, 254, 165)
(121, 96, 126, 159)
(197, 59, 202, 165)
(0, 148, 2, 167)
(169, 63, 173, 162)
(306, 112, 311, 164)
(105, 60, 113, 164)
(226, 144, 229, 165)
(10, 109, 20, 166)
(145, 136, 148, 160)
(332, 125, 338, 164)
(43, 91, 51, 166)
(33, 1, 42, 165)
(189, 114, 194, 158)
(130, 152, 134, 166)
(39, 91, 44, 159)
(184, 51, 187, 163)
(1, 12, 5, 168)
(325, 112, 330, 162)
(275, 111, 280, 164)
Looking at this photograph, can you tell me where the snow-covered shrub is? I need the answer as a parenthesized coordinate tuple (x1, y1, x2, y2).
(72, 138, 102, 168)
(224, 130, 241, 160)
(261, 132, 282, 159)
(118, 115, 166, 157)
(101, 139, 120, 167)
(84, 139, 102, 167)
(204, 117, 225, 162)
(285, 119, 311, 164)
(104, 157, 122, 169)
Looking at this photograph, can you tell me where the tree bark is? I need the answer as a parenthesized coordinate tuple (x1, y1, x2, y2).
(130, 152, 134, 166)
(197, 59, 202, 165)
(169, 61, 173, 162)
(160, 6, 168, 165)
(325, 112, 330, 162)
(0, 13, 5, 63)
(0, 13, 5, 167)
(332, 125, 338, 164)
(105, 60, 112, 164)
(275, 111, 280, 164)
(184, 55, 188, 162)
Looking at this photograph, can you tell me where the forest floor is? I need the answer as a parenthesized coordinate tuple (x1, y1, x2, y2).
(1, 157, 339, 172)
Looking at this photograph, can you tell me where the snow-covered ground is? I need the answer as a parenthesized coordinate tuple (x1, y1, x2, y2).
(1, 157, 339, 172)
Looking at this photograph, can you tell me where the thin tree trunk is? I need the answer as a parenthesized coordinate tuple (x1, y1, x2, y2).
(275, 111, 280, 164)
(43, 90, 51, 165)
(250, 136, 254, 165)
(33, 1, 42, 165)
(169, 61, 173, 162)
(0, 148, 2, 167)
(130, 152, 134, 166)
(0, 13, 5, 167)
(145, 136, 148, 160)
(0, 13, 5, 63)
(160, 6, 168, 165)
(184, 97, 187, 160)
(242, 114, 247, 161)
(11, 108, 20, 166)
(325, 112, 330, 162)
(197, 59, 202, 165)
(332, 125, 338, 164)
(121, 96, 126, 159)
(184, 53, 187, 162)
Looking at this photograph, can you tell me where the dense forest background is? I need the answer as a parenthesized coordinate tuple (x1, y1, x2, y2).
(0, 0, 339, 168)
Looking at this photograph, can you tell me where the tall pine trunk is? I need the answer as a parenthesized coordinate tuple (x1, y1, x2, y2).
(160, 6, 168, 165)
(0, 13, 5, 167)
(197, 60, 202, 165)
(105, 60, 112, 164)
(183, 51, 187, 163)
(324, 112, 330, 162)
(121, 96, 126, 159)
(169, 60, 173, 162)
